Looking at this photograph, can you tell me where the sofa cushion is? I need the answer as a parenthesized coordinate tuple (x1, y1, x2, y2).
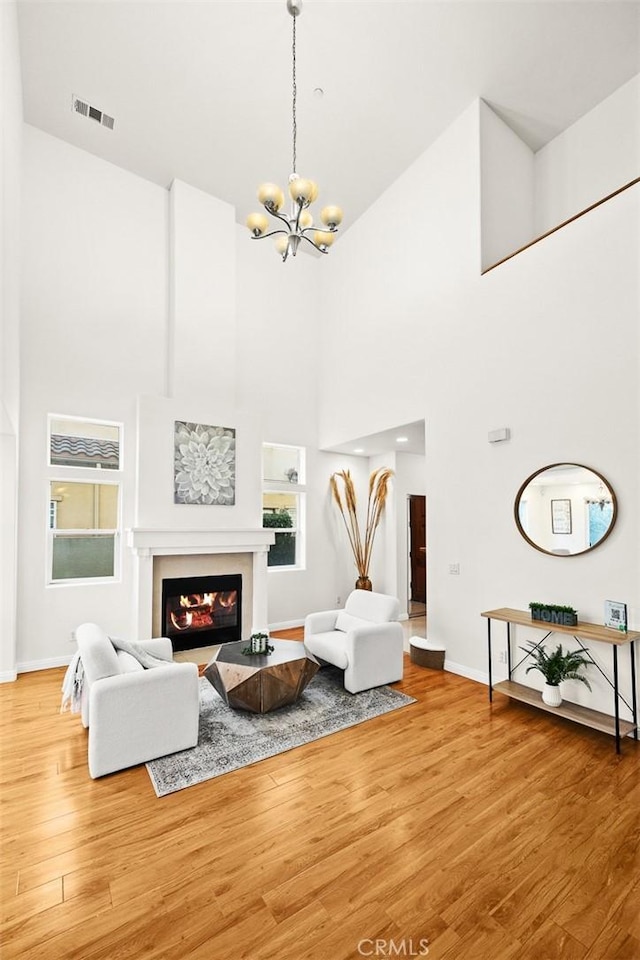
(335, 611, 367, 634)
(345, 590, 399, 623)
(305, 631, 349, 669)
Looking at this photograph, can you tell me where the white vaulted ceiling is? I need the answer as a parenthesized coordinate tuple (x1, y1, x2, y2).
(17, 1, 640, 235)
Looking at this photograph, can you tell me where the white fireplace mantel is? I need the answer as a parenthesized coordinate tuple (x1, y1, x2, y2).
(127, 528, 275, 640)
(127, 528, 274, 557)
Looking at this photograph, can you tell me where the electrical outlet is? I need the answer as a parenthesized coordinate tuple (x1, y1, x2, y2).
(449, 563, 460, 575)
(498, 651, 507, 664)
(336, 596, 342, 606)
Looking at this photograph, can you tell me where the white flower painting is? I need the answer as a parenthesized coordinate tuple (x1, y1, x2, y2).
(174, 421, 236, 505)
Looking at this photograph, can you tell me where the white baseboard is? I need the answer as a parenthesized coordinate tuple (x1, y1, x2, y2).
(17, 655, 72, 675)
(10, 652, 490, 687)
(444, 659, 488, 686)
(268, 619, 305, 632)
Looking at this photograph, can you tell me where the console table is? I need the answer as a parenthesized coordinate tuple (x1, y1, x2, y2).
(481, 607, 639, 753)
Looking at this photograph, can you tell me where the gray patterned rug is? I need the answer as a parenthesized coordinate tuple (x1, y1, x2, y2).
(146, 668, 416, 796)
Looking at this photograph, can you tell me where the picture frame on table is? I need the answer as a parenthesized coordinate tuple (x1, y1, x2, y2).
(551, 498, 572, 535)
(604, 600, 627, 632)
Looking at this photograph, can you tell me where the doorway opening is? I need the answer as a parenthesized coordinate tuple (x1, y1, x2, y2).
(408, 494, 426, 619)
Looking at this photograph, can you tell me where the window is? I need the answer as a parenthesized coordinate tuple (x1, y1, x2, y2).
(262, 443, 305, 570)
(47, 416, 122, 584)
(49, 417, 120, 470)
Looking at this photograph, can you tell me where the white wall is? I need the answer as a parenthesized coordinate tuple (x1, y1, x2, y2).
(0, 0, 23, 680)
(169, 180, 237, 406)
(480, 76, 640, 268)
(535, 74, 640, 236)
(317, 97, 640, 717)
(13, 124, 366, 668)
(234, 227, 374, 626)
(319, 101, 480, 450)
(17, 126, 168, 668)
(11, 77, 640, 722)
(480, 100, 535, 270)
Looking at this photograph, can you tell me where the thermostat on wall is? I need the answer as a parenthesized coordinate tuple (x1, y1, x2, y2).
(488, 427, 510, 443)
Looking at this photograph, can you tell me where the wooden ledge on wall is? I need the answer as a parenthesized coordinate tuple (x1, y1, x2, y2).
(482, 176, 640, 275)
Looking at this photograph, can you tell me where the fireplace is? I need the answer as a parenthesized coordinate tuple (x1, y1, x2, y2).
(161, 574, 242, 651)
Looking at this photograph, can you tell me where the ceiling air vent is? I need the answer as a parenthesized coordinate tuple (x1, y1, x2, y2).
(72, 96, 115, 130)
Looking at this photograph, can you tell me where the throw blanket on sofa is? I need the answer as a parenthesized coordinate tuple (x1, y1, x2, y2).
(109, 636, 174, 669)
(60, 637, 173, 713)
(60, 651, 85, 714)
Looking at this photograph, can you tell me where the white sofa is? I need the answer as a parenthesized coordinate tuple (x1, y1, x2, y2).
(304, 590, 404, 693)
(75, 622, 200, 779)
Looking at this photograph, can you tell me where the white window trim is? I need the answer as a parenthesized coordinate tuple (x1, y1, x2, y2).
(262, 442, 306, 486)
(262, 442, 307, 572)
(46, 473, 123, 587)
(47, 413, 123, 472)
(263, 488, 306, 572)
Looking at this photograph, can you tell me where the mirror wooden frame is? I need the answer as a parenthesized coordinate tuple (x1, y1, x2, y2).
(514, 462, 617, 557)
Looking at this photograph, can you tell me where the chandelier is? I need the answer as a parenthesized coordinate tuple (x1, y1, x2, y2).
(245, 0, 343, 262)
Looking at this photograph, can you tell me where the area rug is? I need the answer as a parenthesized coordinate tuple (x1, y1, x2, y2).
(146, 668, 416, 796)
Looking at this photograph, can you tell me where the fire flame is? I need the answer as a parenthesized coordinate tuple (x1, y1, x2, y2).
(179, 593, 215, 609)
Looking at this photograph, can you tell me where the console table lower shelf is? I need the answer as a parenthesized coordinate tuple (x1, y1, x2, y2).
(492, 680, 637, 740)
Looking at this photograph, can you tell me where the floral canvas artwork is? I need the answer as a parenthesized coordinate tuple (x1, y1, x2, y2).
(174, 421, 236, 505)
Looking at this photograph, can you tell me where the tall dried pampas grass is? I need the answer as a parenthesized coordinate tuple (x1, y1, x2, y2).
(330, 467, 394, 584)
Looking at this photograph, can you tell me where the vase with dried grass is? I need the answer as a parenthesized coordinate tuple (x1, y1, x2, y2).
(330, 467, 393, 591)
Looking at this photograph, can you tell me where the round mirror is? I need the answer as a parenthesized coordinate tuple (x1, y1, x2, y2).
(514, 463, 617, 557)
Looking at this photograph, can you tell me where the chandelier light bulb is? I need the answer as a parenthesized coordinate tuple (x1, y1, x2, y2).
(313, 230, 335, 249)
(246, 212, 270, 237)
(289, 177, 317, 205)
(320, 205, 343, 229)
(248, 1, 343, 261)
(257, 182, 285, 212)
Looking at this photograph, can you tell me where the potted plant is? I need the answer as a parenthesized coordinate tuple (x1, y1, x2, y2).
(242, 632, 274, 656)
(521, 641, 592, 707)
(330, 467, 393, 590)
(529, 602, 578, 627)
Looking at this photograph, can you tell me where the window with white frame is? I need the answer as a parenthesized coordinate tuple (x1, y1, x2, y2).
(262, 443, 305, 570)
(47, 416, 122, 584)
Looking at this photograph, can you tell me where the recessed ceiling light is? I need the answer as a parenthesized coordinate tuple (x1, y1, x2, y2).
(396, 436, 409, 443)
(354, 447, 365, 453)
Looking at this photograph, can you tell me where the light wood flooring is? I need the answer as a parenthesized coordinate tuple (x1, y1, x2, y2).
(1, 633, 639, 960)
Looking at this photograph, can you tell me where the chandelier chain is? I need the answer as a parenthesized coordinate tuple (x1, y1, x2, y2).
(292, 12, 297, 174)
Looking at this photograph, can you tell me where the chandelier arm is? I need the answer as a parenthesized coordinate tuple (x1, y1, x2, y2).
(265, 208, 293, 230)
(300, 226, 339, 236)
(251, 228, 290, 241)
(294, 201, 305, 232)
(299, 233, 329, 254)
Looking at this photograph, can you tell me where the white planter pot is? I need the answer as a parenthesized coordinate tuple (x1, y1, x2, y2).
(542, 683, 562, 707)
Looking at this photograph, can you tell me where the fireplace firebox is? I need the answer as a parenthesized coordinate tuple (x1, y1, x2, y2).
(161, 574, 242, 651)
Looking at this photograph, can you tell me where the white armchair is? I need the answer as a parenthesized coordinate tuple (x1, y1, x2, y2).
(304, 590, 404, 693)
(75, 622, 200, 779)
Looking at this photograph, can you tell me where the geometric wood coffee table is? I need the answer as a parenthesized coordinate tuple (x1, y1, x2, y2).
(203, 639, 319, 714)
